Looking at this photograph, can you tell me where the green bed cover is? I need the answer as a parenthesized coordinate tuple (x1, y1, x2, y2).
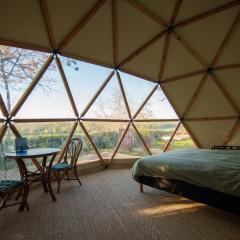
(132, 149, 240, 197)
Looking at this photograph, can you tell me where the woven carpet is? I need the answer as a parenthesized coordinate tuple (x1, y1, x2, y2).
(0, 169, 240, 240)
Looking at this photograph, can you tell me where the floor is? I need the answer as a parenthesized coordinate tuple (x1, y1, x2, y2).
(0, 169, 240, 240)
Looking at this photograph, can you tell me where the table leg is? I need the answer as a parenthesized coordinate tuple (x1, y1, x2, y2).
(47, 173, 56, 201)
(46, 154, 57, 202)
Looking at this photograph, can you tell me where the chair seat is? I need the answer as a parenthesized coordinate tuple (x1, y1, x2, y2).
(52, 162, 72, 171)
(0, 180, 24, 192)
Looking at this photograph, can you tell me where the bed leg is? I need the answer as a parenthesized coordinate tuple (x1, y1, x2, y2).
(140, 184, 143, 193)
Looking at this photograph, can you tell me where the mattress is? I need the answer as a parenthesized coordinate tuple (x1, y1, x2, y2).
(132, 149, 240, 197)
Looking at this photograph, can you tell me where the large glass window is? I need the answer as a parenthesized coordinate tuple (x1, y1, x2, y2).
(167, 125, 196, 151)
(135, 121, 179, 154)
(16, 61, 75, 119)
(0, 45, 49, 113)
(84, 75, 129, 119)
(0, 45, 197, 169)
(83, 121, 128, 159)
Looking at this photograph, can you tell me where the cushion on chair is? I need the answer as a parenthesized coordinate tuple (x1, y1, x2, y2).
(52, 162, 72, 171)
(0, 180, 24, 192)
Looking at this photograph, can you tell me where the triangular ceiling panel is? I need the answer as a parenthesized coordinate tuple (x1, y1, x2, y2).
(137, 0, 176, 23)
(63, 0, 113, 66)
(115, 125, 147, 159)
(48, 0, 98, 47)
(228, 123, 240, 145)
(162, 35, 203, 80)
(185, 120, 236, 148)
(216, 69, 240, 110)
(121, 36, 165, 81)
(175, 0, 231, 22)
(216, 23, 240, 66)
(0, 1, 50, 49)
(136, 86, 178, 119)
(118, 0, 164, 63)
(16, 61, 75, 119)
(177, 6, 240, 65)
(186, 76, 236, 118)
(84, 74, 129, 119)
(162, 75, 203, 116)
(167, 124, 196, 151)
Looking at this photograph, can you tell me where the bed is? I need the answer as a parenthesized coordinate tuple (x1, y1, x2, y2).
(132, 148, 240, 214)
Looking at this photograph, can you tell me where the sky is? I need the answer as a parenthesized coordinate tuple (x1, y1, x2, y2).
(0, 55, 177, 119)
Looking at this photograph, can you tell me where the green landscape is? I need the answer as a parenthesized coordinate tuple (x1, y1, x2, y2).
(0, 121, 195, 171)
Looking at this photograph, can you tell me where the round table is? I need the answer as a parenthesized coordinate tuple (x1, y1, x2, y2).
(5, 148, 60, 202)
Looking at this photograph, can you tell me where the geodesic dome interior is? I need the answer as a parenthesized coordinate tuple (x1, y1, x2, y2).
(0, 0, 240, 167)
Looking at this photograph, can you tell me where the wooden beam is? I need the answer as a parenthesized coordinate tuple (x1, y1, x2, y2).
(11, 55, 54, 117)
(158, 33, 171, 81)
(116, 71, 132, 119)
(223, 119, 239, 145)
(58, 121, 78, 162)
(82, 118, 129, 122)
(13, 118, 76, 123)
(185, 116, 238, 121)
(0, 94, 9, 117)
(125, 0, 167, 27)
(211, 12, 240, 67)
(132, 85, 158, 119)
(181, 120, 202, 148)
(131, 122, 152, 155)
(175, 0, 240, 28)
(170, 0, 182, 24)
(61, 51, 114, 69)
(79, 121, 104, 165)
(173, 31, 207, 68)
(112, 0, 118, 66)
(161, 69, 205, 84)
(119, 68, 157, 83)
(59, 0, 107, 50)
(163, 121, 181, 152)
(80, 70, 115, 117)
(9, 124, 21, 138)
(39, 0, 56, 49)
(55, 56, 79, 117)
(119, 30, 166, 67)
(0, 124, 8, 142)
(134, 119, 179, 122)
(159, 84, 181, 118)
(108, 123, 131, 165)
(182, 74, 208, 117)
(0, 39, 51, 53)
(215, 63, 240, 71)
(211, 74, 239, 114)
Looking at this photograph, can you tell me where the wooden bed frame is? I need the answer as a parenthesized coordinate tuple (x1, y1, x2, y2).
(136, 146, 240, 215)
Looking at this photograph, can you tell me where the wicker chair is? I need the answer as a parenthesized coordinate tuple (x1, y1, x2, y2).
(52, 138, 82, 193)
(0, 159, 29, 211)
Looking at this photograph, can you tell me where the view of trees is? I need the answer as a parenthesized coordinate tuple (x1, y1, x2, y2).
(0, 45, 195, 173)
